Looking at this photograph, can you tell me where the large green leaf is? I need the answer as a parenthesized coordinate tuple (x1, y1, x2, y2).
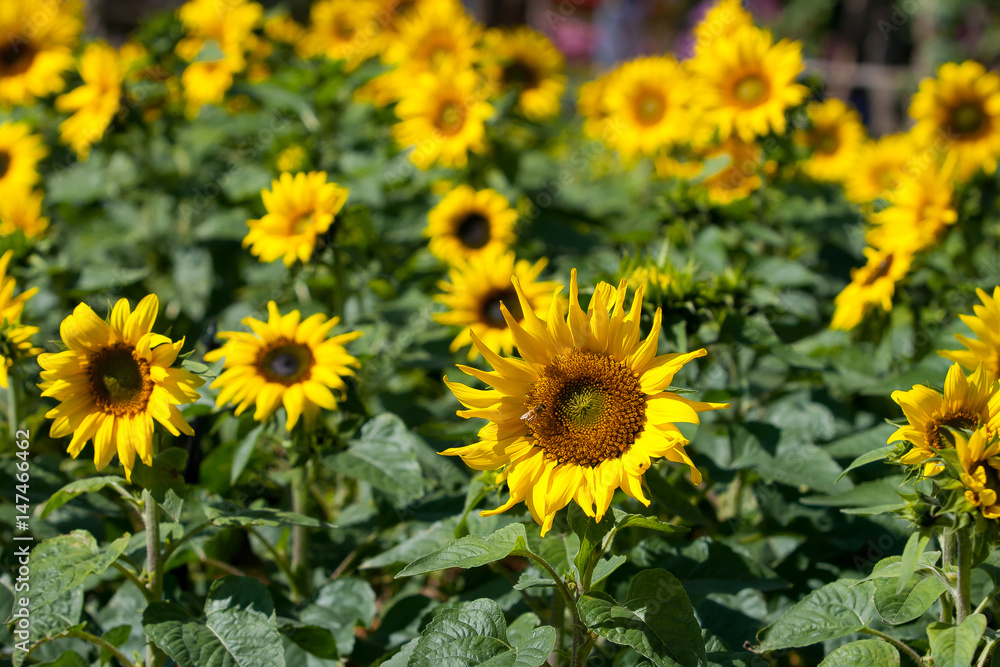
(927, 614, 987, 667)
(205, 503, 331, 529)
(818, 640, 900, 667)
(40, 476, 128, 519)
(755, 580, 874, 651)
(397, 522, 529, 577)
(300, 577, 376, 657)
(28, 531, 129, 611)
(143, 575, 285, 667)
(873, 556, 947, 625)
(328, 414, 427, 502)
(579, 569, 706, 667)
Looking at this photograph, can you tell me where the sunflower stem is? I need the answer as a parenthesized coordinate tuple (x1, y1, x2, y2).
(956, 525, 973, 624)
(941, 531, 955, 623)
(289, 435, 311, 600)
(142, 488, 166, 667)
(5, 369, 19, 443)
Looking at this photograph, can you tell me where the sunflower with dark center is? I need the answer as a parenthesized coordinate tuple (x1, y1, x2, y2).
(956, 428, 1000, 519)
(0, 121, 47, 196)
(482, 26, 566, 121)
(425, 185, 517, 265)
(0, 1, 81, 106)
(434, 248, 558, 361)
(443, 270, 729, 535)
(205, 302, 362, 430)
(795, 98, 867, 183)
(831, 246, 912, 331)
(37, 295, 204, 480)
(298, 0, 381, 70)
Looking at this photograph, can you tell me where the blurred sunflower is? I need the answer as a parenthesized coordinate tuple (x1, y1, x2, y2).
(393, 66, 493, 169)
(0, 0, 82, 106)
(940, 286, 1000, 377)
(182, 60, 236, 117)
(693, 0, 753, 56)
(865, 163, 957, 254)
(482, 27, 566, 121)
(654, 154, 704, 180)
(0, 188, 48, 238)
(603, 56, 691, 160)
(176, 0, 262, 67)
(276, 144, 309, 172)
(578, 70, 618, 141)
(298, 0, 380, 70)
(55, 42, 124, 159)
(844, 133, 917, 204)
(889, 363, 994, 475)
(700, 137, 764, 204)
(264, 11, 306, 44)
(426, 185, 516, 264)
(910, 61, 1000, 180)
(956, 428, 1000, 519)
(0, 121, 47, 196)
(831, 246, 911, 331)
(690, 24, 807, 142)
(434, 249, 558, 360)
(443, 270, 728, 534)
(205, 302, 362, 430)
(244, 171, 350, 267)
(797, 98, 867, 183)
(37, 295, 204, 480)
(0, 249, 40, 388)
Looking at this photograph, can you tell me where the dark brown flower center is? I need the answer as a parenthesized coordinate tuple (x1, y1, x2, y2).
(929, 413, 982, 448)
(0, 151, 10, 179)
(0, 40, 36, 77)
(435, 100, 466, 135)
(89, 343, 154, 416)
(951, 102, 984, 136)
(257, 341, 313, 385)
(814, 130, 840, 155)
(862, 255, 894, 286)
(455, 212, 491, 249)
(502, 60, 540, 91)
(480, 287, 523, 328)
(634, 89, 666, 125)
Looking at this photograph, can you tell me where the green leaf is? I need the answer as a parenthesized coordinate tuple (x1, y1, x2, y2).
(40, 476, 127, 519)
(360, 519, 457, 570)
(130, 448, 188, 503)
(34, 652, 90, 667)
(858, 552, 941, 582)
(396, 522, 529, 577)
(837, 445, 897, 482)
(592, 555, 627, 586)
(328, 414, 426, 502)
(568, 503, 615, 580)
(801, 477, 910, 507)
(100, 625, 132, 663)
(927, 614, 987, 667)
(896, 531, 931, 594)
(578, 569, 706, 667)
(143, 575, 285, 667)
(205, 503, 330, 529)
(873, 555, 947, 625)
(818, 639, 900, 667)
(755, 580, 874, 651)
(231, 422, 266, 485)
(612, 509, 686, 535)
(300, 577, 375, 657)
(278, 621, 338, 660)
(29, 531, 129, 611)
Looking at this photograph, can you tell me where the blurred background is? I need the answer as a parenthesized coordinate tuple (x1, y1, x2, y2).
(84, 0, 1000, 136)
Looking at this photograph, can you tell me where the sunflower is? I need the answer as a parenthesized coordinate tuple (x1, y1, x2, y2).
(889, 363, 994, 475)
(0, 249, 39, 388)
(55, 42, 124, 159)
(435, 249, 558, 361)
(443, 270, 729, 534)
(956, 428, 1000, 519)
(0, 0, 82, 106)
(482, 27, 566, 121)
(176, 0, 262, 68)
(426, 185, 516, 264)
(0, 121, 47, 196)
(297, 0, 381, 70)
(796, 98, 867, 183)
(244, 172, 349, 267)
(909, 60, 1000, 180)
(37, 295, 204, 480)
(940, 286, 1000, 378)
(204, 302, 362, 430)
(692, 0, 753, 56)
(578, 70, 618, 142)
(181, 60, 236, 118)
(699, 137, 765, 204)
(831, 246, 912, 331)
(865, 163, 957, 254)
(603, 56, 691, 160)
(0, 188, 48, 238)
(275, 144, 309, 172)
(844, 133, 918, 204)
(264, 12, 306, 44)
(689, 24, 807, 142)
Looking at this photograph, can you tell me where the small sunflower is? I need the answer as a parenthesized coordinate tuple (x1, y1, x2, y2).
(909, 61, 1000, 180)
(831, 246, 912, 331)
(176, 0, 262, 68)
(482, 27, 566, 121)
(0, 0, 82, 106)
(0, 121, 47, 196)
(275, 144, 309, 172)
(844, 133, 917, 204)
(692, 0, 753, 56)
(181, 60, 236, 118)
(204, 302, 362, 430)
(264, 12, 306, 44)
(37, 295, 204, 480)
(55, 42, 124, 159)
(603, 56, 691, 160)
(889, 363, 994, 474)
(956, 428, 1000, 519)
(940, 286, 1000, 378)
(297, 0, 381, 70)
(689, 24, 807, 142)
(796, 98, 867, 183)
(443, 270, 729, 534)
(699, 137, 765, 204)
(865, 163, 957, 254)
(434, 249, 559, 361)
(0, 188, 48, 238)
(0, 249, 40, 388)
(426, 185, 517, 265)
(244, 171, 350, 267)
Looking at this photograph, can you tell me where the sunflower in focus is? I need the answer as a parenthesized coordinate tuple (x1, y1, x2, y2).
(204, 302, 362, 430)
(603, 56, 691, 160)
(435, 249, 558, 360)
(693, 0, 753, 56)
(690, 24, 807, 142)
(940, 287, 1000, 378)
(844, 133, 917, 204)
(55, 42, 124, 159)
(297, 0, 380, 70)
(244, 172, 350, 267)
(393, 66, 493, 169)
(444, 271, 728, 534)
(426, 186, 516, 265)
(956, 428, 1000, 519)
(0, 121, 47, 196)
(482, 27, 566, 121)
(796, 98, 867, 183)
(0, 250, 40, 388)
(700, 137, 765, 204)
(865, 163, 957, 254)
(889, 363, 994, 475)
(0, 0, 82, 106)
(831, 246, 911, 331)
(0, 188, 48, 238)
(909, 61, 1000, 180)
(37, 295, 204, 480)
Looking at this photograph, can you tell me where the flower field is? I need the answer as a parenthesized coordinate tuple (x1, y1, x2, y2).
(5, 0, 1000, 665)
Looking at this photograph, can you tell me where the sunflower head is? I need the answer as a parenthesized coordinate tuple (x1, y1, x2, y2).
(0, 121, 47, 196)
(698, 136, 766, 204)
(55, 41, 125, 159)
(0, 249, 39, 388)
(0, 187, 48, 238)
(692, 0, 754, 56)
(865, 162, 957, 255)
(0, 0, 82, 106)
(297, 0, 381, 69)
(844, 133, 917, 204)
(443, 270, 729, 534)
(425, 185, 517, 264)
(831, 246, 912, 331)
(796, 98, 867, 183)
(955, 427, 1000, 519)
(482, 26, 566, 121)
(940, 287, 1000, 379)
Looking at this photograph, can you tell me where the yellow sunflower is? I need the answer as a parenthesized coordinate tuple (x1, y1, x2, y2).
(603, 56, 691, 160)
(0, 249, 40, 388)
(176, 0, 262, 68)
(37, 295, 204, 480)
(844, 133, 918, 204)
(297, 0, 381, 70)
(831, 246, 912, 331)
(0, 188, 48, 238)
(689, 24, 808, 142)
(699, 137, 766, 204)
(434, 249, 558, 361)
(796, 98, 867, 183)
(181, 60, 236, 118)
(940, 286, 1000, 378)
(865, 163, 957, 254)
(264, 12, 306, 44)
(443, 270, 729, 534)
(693, 0, 753, 56)
(382, 0, 479, 74)
(276, 144, 309, 173)
(393, 66, 493, 169)
(889, 363, 994, 474)
(909, 60, 1000, 181)
(55, 42, 124, 159)
(426, 185, 516, 264)
(0, 121, 47, 196)
(956, 428, 1000, 519)
(204, 302, 362, 430)
(482, 27, 566, 122)
(0, 0, 82, 106)
(578, 70, 618, 142)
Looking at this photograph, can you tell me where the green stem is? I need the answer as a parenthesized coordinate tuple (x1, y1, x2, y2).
(974, 583, 1000, 615)
(162, 520, 214, 563)
(521, 551, 589, 667)
(65, 628, 138, 667)
(6, 370, 19, 442)
(112, 561, 154, 603)
(143, 489, 165, 667)
(956, 526, 973, 624)
(976, 638, 999, 667)
(859, 628, 927, 667)
(941, 532, 955, 623)
(247, 525, 304, 600)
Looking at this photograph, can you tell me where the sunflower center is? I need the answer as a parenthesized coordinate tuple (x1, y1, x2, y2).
(455, 212, 491, 249)
(733, 74, 768, 105)
(0, 151, 10, 179)
(89, 343, 154, 416)
(503, 60, 540, 91)
(930, 412, 981, 448)
(814, 130, 840, 155)
(258, 341, 314, 385)
(481, 287, 523, 328)
(291, 212, 316, 235)
(0, 41, 35, 76)
(333, 16, 355, 39)
(951, 102, 984, 136)
(523, 349, 646, 467)
(634, 89, 666, 125)
(435, 100, 466, 135)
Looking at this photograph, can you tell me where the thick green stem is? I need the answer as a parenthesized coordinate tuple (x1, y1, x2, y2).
(859, 628, 927, 666)
(956, 526, 973, 624)
(143, 489, 166, 667)
(941, 532, 955, 623)
(6, 373, 19, 442)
